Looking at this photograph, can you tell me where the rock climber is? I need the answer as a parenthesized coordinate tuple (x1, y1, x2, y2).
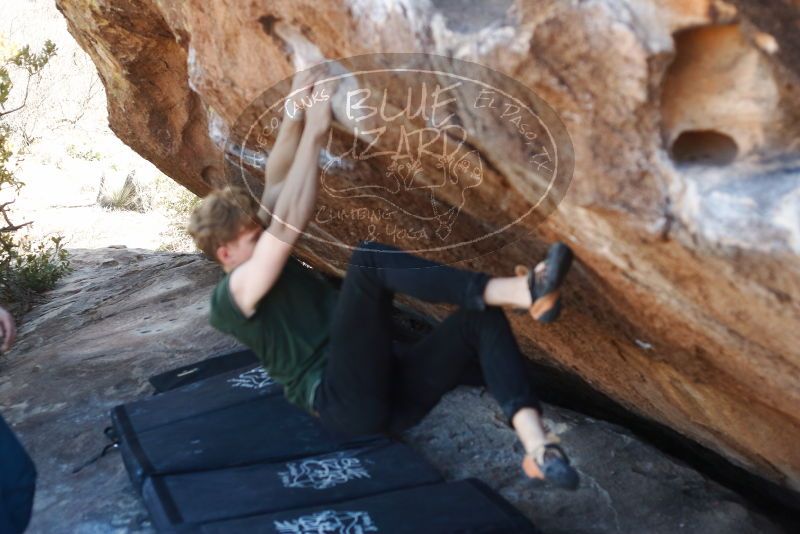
(188, 68, 580, 490)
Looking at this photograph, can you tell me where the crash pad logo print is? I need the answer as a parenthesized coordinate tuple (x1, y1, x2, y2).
(227, 53, 574, 265)
(278, 456, 370, 490)
(227, 367, 274, 389)
(274, 510, 378, 534)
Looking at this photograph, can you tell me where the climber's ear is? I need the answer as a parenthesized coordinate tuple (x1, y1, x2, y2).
(216, 243, 231, 266)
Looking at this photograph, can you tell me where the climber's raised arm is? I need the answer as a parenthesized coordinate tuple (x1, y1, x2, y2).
(257, 70, 319, 225)
(229, 79, 333, 318)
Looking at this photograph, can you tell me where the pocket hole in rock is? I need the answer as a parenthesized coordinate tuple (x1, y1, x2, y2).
(670, 129, 738, 166)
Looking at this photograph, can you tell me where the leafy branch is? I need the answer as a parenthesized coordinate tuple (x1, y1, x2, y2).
(0, 39, 69, 315)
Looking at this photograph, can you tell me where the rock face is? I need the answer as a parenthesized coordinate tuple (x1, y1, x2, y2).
(53, 0, 800, 492)
(0, 248, 783, 533)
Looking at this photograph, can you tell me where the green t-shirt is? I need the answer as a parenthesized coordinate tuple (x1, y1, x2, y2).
(208, 257, 339, 413)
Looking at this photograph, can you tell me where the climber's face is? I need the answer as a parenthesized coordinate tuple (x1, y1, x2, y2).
(217, 225, 263, 272)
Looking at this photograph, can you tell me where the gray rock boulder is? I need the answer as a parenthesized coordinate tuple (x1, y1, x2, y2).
(403, 387, 782, 534)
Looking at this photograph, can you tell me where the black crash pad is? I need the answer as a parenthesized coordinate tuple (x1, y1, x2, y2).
(111, 355, 538, 534)
(148, 349, 259, 393)
(116, 393, 385, 491)
(199, 478, 539, 534)
(113, 363, 282, 436)
(142, 440, 443, 531)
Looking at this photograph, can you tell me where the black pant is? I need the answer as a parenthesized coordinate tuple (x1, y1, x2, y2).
(313, 241, 542, 438)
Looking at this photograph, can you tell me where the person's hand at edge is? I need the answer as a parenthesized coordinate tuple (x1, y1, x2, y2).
(0, 306, 16, 352)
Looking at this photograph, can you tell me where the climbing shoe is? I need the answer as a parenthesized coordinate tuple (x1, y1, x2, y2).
(514, 241, 574, 324)
(522, 443, 580, 490)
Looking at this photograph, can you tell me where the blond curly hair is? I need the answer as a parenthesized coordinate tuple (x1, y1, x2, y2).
(188, 185, 263, 261)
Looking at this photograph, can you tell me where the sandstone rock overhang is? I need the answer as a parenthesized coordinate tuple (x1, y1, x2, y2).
(54, 0, 800, 493)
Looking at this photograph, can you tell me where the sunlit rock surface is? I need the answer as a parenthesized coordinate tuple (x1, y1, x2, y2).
(53, 0, 800, 491)
(0, 247, 783, 533)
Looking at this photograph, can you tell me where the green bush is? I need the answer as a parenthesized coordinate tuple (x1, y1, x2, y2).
(149, 173, 201, 252)
(97, 173, 146, 212)
(1, 39, 67, 314)
(66, 143, 102, 161)
(0, 234, 70, 308)
(162, 183, 201, 218)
